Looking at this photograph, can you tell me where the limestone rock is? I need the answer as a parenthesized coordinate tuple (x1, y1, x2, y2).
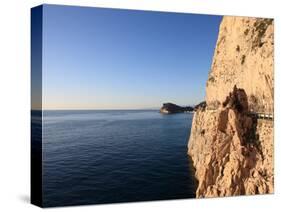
(188, 16, 274, 198)
(206, 17, 274, 113)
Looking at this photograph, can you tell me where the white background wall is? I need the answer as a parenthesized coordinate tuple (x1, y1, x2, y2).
(0, 0, 280, 211)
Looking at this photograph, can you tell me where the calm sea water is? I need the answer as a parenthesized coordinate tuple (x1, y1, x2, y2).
(41, 110, 196, 207)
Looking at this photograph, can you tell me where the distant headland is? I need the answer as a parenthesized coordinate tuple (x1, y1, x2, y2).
(160, 103, 194, 114)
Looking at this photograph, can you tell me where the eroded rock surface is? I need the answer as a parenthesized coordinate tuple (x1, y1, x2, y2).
(206, 17, 274, 113)
(188, 16, 274, 198)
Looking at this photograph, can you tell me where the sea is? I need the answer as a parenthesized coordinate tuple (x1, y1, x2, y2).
(37, 110, 196, 207)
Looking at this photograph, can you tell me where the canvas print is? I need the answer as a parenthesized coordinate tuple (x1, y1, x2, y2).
(31, 4, 274, 208)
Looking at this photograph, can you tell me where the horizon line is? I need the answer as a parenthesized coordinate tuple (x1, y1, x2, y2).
(31, 108, 160, 111)
(31, 104, 198, 111)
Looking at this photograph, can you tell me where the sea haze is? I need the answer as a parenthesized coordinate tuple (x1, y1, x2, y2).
(41, 110, 196, 207)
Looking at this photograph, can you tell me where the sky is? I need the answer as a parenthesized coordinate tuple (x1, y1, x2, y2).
(40, 4, 222, 110)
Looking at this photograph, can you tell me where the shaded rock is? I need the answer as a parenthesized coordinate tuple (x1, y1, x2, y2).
(194, 101, 207, 111)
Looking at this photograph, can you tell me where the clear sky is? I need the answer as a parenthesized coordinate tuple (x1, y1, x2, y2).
(41, 4, 222, 110)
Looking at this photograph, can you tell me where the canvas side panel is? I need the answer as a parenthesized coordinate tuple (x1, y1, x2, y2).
(31, 5, 43, 207)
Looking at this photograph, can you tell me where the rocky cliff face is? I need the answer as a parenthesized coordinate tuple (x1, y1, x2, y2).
(188, 17, 274, 198)
(206, 17, 274, 113)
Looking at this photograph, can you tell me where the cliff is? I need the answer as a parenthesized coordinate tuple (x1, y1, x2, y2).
(188, 17, 274, 197)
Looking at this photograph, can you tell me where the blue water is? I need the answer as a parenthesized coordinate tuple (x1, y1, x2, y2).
(41, 110, 196, 207)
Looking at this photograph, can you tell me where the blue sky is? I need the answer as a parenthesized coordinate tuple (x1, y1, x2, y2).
(42, 5, 222, 109)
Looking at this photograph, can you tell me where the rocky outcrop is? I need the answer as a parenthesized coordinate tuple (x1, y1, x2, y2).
(206, 17, 274, 113)
(160, 103, 193, 114)
(188, 17, 274, 198)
